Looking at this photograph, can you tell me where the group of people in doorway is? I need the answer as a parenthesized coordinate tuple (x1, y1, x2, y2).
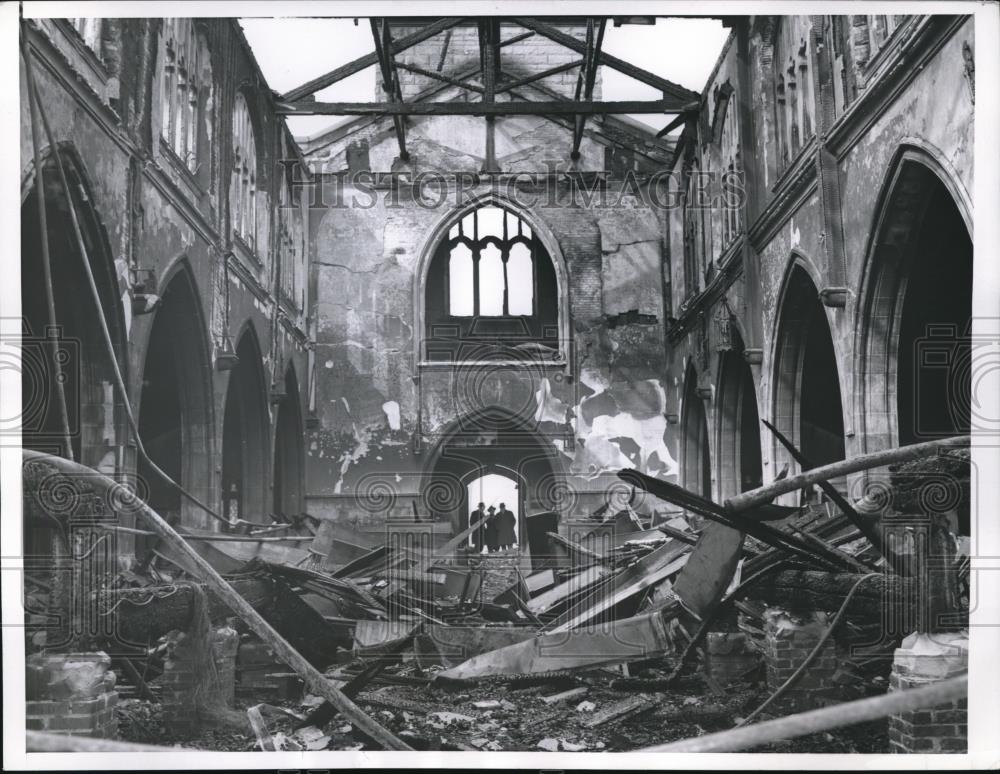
(470, 502, 517, 553)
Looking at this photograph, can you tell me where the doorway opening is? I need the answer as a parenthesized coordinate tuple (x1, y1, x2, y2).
(466, 472, 519, 553)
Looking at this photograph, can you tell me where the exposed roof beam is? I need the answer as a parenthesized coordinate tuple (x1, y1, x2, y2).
(499, 29, 535, 48)
(495, 59, 585, 94)
(394, 61, 484, 93)
(479, 18, 501, 173)
(371, 18, 408, 161)
(572, 18, 606, 159)
(513, 17, 700, 102)
(281, 18, 464, 102)
(276, 98, 697, 116)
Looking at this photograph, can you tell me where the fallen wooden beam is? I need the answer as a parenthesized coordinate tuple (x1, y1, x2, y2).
(640, 673, 967, 752)
(526, 564, 614, 616)
(22, 450, 411, 751)
(540, 686, 589, 705)
(545, 539, 689, 633)
(433, 608, 677, 681)
(746, 569, 918, 620)
(724, 435, 970, 514)
(414, 624, 539, 668)
(763, 419, 899, 572)
(581, 694, 658, 727)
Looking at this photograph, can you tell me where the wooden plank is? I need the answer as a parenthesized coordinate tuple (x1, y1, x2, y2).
(281, 18, 464, 102)
(670, 521, 745, 619)
(21, 451, 411, 750)
(540, 686, 589, 705)
(276, 98, 695, 116)
(414, 624, 539, 668)
(526, 564, 613, 616)
(545, 540, 690, 633)
(434, 609, 677, 680)
(525, 568, 558, 595)
(581, 694, 657, 728)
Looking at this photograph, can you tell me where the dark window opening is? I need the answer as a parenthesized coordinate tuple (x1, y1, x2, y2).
(425, 205, 558, 361)
(897, 184, 973, 445)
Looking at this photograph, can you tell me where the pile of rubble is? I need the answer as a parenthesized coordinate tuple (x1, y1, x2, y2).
(21, 434, 971, 753)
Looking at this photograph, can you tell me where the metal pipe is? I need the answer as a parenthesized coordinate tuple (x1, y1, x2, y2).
(640, 673, 967, 752)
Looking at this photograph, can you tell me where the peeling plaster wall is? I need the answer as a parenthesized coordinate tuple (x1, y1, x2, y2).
(306, 170, 675, 521)
(300, 23, 680, 524)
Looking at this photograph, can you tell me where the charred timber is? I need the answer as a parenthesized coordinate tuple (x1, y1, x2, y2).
(743, 570, 924, 621)
(276, 98, 698, 116)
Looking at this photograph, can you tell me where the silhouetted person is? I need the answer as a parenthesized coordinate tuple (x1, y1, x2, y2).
(485, 506, 499, 553)
(470, 502, 486, 552)
(497, 502, 516, 550)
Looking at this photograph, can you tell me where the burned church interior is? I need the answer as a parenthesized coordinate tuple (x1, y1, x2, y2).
(14, 10, 981, 757)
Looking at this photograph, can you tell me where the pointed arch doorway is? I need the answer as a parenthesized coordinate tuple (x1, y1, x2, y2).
(466, 470, 520, 553)
(221, 328, 269, 526)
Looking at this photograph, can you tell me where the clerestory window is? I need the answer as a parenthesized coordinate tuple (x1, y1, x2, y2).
(424, 205, 560, 361)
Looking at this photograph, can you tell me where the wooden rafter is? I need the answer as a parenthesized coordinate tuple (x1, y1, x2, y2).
(572, 18, 606, 159)
(513, 17, 700, 101)
(395, 60, 484, 93)
(495, 59, 585, 94)
(371, 18, 408, 160)
(479, 18, 502, 172)
(281, 18, 463, 102)
(276, 98, 698, 116)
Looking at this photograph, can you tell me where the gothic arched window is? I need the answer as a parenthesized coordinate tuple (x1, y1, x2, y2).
(772, 17, 816, 170)
(231, 93, 258, 252)
(424, 205, 559, 361)
(160, 19, 213, 180)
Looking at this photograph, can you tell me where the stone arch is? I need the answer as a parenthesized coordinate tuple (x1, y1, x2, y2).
(413, 191, 571, 364)
(680, 362, 712, 499)
(772, 261, 846, 493)
(855, 144, 974, 452)
(715, 328, 763, 499)
(136, 260, 214, 530)
(221, 321, 271, 524)
(420, 405, 564, 554)
(272, 362, 305, 519)
(20, 145, 128, 469)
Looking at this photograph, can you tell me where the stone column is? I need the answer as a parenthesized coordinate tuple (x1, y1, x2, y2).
(888, 631, 968, 753)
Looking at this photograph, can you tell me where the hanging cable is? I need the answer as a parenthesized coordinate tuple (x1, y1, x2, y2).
(20, 34, 74, 462)
(22, 25, 254, 529)
(738, 572, 882, 725)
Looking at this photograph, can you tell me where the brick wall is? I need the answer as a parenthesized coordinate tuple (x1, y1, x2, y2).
(763, 608, 840, 710)
(25, 652, 118, 739)
(888, 631, 968, 753)
(159, 625, 240, 734)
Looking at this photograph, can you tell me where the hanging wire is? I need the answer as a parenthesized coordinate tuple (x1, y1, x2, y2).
(21, 33, 74, 462)
(21, 23, 256, 529)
